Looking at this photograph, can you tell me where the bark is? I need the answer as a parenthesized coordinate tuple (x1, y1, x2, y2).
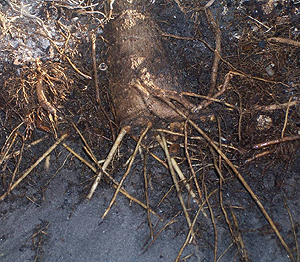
(107, 1, 195, 127)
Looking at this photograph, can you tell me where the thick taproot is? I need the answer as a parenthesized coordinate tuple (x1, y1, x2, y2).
(107, 2, 194, 126)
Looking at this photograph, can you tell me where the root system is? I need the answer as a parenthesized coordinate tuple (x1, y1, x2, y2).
(1, 0, 300, 261)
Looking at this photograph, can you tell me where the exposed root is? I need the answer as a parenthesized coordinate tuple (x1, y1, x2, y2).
(0, 122, 24, 166)
(284, 199, 299, 262)
(268, 37, 300, 47)
(90, 32, 101, 105)
(63, 139, 162, 220)
(143, 152, 154, 239)
(87, 125, 130, 200)
(205, 7, 222, 97)
(36, 76, 57, 119)
(194, 71, 233, 111)
(1, 1, 300, 261)
(102, 122, 152, 219)
(245, 150, 274, 164)
(142, 218, 178, 254)
(204, 181, 218, 262)
(158, 133, 195, 241)
(156, 96, 296, 262)
(175, 190, 215, 262)
(254, 99, 300, 111)
(230, 207, 249, 261)
(253, 135, 300, 149)
(0, 133, 68, 201)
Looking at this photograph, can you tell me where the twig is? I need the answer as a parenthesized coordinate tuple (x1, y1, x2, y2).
(157, 185, 175, 207)
(44, 152, 72, 189)
(217, 243, 234, 262)
(219, 171, 236, 257)
(62, 143, 95, 172)
(208, 146, 223, 261)
(236, 92, 243, 142)
(248, 16, 271, 31)
(161, 32, 194, 41)
(217, 157, 248, 261)
(0, 132, 18, 168)
(130, 134, 168, 169)
(205, 0, 216, 7)
(228, 70, 289, 88)
(71, 122, 97, 164)
(182, 91, 237, 110)
(173, 0, 186, 14)
(155, 128, 241, 153)
(171, 158, 198, 203)
(0, 134, 68, 201)
(161, 31, 216, 54)
(216, 116, 222, 172)
(64, 55, 92, 79)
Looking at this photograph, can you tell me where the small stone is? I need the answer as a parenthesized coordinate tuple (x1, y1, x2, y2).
(265, 63, 275, 76)
(256, 115, 272, 130)
(258, 40, 266, 49)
